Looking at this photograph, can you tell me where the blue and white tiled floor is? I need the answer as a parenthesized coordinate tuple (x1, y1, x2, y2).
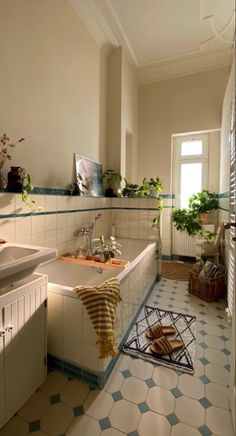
(0, 277, 234, 436)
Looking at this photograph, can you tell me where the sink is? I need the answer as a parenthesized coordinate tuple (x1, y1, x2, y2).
(0, 243, 57, 288)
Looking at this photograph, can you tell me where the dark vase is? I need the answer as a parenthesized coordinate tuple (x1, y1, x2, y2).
(105, 187, 115, 197)
(7, 166, 23, 192)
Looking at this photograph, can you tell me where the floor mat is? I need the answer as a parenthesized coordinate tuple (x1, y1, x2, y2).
(161, 261, 194, 281)
(123, 305, 196, 374)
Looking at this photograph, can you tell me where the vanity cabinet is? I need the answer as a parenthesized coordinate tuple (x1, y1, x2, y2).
(0, 274, 47, 429)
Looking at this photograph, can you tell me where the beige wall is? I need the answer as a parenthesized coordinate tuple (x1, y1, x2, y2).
(0, 0, 108, 188)
(138, 67, 229, 192)
(107, 47, 138, 181)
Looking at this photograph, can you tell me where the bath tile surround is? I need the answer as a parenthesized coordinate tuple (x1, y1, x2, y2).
(0, 193, 173, 256)
(0, 278, 233, 436)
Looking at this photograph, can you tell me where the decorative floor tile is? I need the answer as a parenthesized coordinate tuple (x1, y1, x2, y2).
(60, 379, 90, 407)
(29, 420, 41, 432)
(101, 429, 125, 436)
(146, 386, 175, 415)
(198, 424, 212, 436)
(199, 397, 212, 409)
(109, 400, 140, 433)
(178, 375, 205, 400)
(138, 411, 170, 436)
(166, 413, 179, 425)
(138, 401, 149, 413)
(112, 391, 123, 402)
(50, 393, 60, 405)
(99, 417, 111, 431)
(205, 348, 228, 366)
(171, 422, 201, 435)
(205, 363, 229, 385)
(206, 406, 234, 435)
(175, 396, 205, 428)
(84, 390, 113, 420)
(73, 405, 84, 417)
(121, 377, 148, 404)
(171, 387, 183, 398)
(205, 383, 230, 409)
(40, 371, 68, 395)
(18, 390, 50, 422)
(129, 357, 154, 380)
(104, 370, 124, 394)
(40, 402, 74, 435)
(152, 365, 178, 389)
(66, 415, 101, 436)
(0, 416, 31, 436)
(145, 378, 155, 388)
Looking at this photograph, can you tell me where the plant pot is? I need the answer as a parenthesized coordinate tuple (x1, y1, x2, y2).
(7, 166, 23, 192)
(105, 188, 114, 197)
(198, 213, 212, 225)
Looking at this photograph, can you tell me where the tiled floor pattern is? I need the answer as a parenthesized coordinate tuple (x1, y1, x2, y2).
(0, 278, 234, 436)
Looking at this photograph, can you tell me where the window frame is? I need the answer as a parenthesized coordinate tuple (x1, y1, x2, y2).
(173, 133, 209, 208)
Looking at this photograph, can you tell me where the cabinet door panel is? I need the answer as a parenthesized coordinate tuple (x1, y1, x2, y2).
(5, 303, 46, 418)
(0, 309, 6, 427)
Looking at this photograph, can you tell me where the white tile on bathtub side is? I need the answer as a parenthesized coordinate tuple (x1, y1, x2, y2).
(64, 313, 82, 341)
(63, 337, 83, 366)
(63, 296, 83, 317)
(82, 343, 100, 372)
(82, 318, 97, 345)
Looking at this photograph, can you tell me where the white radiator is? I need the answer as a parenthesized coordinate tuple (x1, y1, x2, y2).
(172, 227, 196, 257)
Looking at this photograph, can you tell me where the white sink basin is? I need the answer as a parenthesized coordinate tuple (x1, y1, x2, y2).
(0, 243, 57, 288)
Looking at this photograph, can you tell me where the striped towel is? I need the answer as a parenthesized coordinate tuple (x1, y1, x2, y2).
(75, 278, 122, 359)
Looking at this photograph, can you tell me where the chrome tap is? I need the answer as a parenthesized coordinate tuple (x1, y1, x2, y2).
(73, 213, 102, 256)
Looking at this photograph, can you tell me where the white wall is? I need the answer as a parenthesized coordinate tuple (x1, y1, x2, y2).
(138, 67, 230, 192)
(220, 59, 235, 195)
(0, 0, 108, 188)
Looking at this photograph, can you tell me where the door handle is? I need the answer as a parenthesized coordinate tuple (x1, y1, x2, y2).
(224, 222, 236, 229)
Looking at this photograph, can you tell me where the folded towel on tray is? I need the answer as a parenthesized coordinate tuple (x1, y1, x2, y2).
(75, 277, 122, 359)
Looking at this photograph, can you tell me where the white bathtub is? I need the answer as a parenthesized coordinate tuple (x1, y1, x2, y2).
(37, 238, 159, 387)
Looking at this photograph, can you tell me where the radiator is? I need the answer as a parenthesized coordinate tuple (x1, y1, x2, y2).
(172, 227, 196, 257)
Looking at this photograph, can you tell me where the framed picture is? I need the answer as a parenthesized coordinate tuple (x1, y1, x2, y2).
(74, 153, 104, 197)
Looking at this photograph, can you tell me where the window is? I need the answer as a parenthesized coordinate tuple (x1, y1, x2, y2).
(173, 134, 208, 208)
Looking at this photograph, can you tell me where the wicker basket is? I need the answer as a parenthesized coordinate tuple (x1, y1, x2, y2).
(188, 270, 226, 302)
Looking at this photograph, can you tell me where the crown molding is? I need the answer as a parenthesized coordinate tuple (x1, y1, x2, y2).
(137, 48, 233, 84)
(68, 0, 118, 47)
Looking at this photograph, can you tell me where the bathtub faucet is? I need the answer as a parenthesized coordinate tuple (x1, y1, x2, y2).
(73, 213, 102, 256)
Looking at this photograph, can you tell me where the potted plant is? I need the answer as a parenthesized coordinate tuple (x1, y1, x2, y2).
(0, 133, 25, 188)
(102, 169, 122, 197)
(172, 189, 219, 236)
(18, 167, 43, 211)
(92, 235, 122, 262)
(188, 189, 218, 224)
(122, 178, 140, 197)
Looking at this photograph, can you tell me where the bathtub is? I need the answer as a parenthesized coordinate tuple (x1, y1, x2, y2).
(38, 238, 159, 387)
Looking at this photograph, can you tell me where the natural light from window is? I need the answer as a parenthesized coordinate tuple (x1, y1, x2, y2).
(180, 162, 202, 208)
(181, 140, 203, 156)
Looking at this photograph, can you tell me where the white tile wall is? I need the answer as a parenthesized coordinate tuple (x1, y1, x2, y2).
(0, 193, 169, 256)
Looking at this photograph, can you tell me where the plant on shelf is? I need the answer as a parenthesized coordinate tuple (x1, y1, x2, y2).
(172, 189, 219, 236)
(92, 235, 122, 262)
(0, 133, 25, 188)
(101, 169, 122, 197)
(19, 168, 43, 211)
(121, 179, 140, 197)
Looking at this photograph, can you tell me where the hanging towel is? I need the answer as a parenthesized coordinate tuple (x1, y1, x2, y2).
(75, 277, 122, 359)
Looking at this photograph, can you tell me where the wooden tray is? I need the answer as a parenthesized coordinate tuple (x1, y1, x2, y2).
(59, 254, 130, 270)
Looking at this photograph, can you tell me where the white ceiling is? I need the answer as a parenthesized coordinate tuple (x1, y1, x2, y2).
(68, 0, 235, 83)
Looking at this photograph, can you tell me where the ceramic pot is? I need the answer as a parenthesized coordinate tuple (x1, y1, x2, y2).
(7, 166, 23, 192)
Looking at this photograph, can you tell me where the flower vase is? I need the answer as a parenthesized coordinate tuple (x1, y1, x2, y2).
(7, 166, 23, 192)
